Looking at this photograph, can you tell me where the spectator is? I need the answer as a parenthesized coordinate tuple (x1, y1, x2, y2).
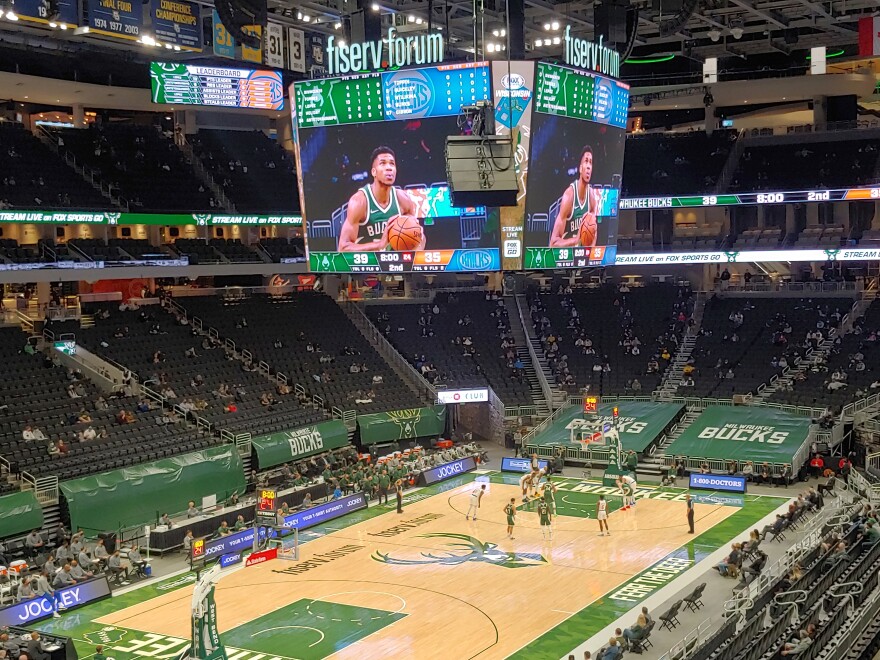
(107, 550, 129, 583)
(217, 521, 231, 537)
(715, 543, 742, 577)
(622, 613, 647, 650)
(781, 631, 813, 656)
(26, 529, 45, 555)
(186, 500, 200, 518)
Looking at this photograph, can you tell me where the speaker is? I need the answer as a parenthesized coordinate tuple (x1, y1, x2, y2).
(445, 136, 519, 207)
(595, 0, 627, 43)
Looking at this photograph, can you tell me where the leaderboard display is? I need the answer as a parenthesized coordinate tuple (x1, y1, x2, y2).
(523, 61, 629, 270)
(150, 62, 284, 110)
(293, 61, 500, 273)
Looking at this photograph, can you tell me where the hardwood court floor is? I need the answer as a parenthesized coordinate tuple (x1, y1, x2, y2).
(96, 480, 737, 659)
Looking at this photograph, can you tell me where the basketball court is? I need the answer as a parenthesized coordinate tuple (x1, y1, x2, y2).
(34, 472, 786, 659)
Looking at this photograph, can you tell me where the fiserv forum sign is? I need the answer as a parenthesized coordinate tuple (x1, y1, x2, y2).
(563, 27, 621, 78)
(326, 29, 443, 75)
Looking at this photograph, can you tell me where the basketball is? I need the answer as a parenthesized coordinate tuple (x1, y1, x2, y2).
(387, 214, 423, 251)
(579, 216, 598, 247)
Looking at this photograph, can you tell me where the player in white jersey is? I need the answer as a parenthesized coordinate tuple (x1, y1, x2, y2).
(519, 471, 532, 502)
(466, 484, 486, 520)
(617, 474, 638, 510)
(596, 494, 610, 536)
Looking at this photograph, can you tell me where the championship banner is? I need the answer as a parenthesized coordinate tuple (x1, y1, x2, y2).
(665, 405, 812, 465)
(13, 0, 78, 27)
(212, 10, 235, 58)
(358, 406, 447, 445)
(151, 0, 202, 51)
(264, 21, 284, 67)
(85, 0, 143, 41)
(191, 566, 225, 660)
(251, 419, 349, 469)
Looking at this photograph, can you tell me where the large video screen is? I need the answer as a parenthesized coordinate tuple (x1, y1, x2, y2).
(293, 62, 501, 273)
(150, 62, 284, 110)
(523, 62, 628, 269)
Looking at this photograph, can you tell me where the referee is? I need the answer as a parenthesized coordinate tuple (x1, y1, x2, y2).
(686, 494, 694, 534)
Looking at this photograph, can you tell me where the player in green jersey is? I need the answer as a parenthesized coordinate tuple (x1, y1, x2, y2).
(542, 480, 557, 516)
(504, 498, 517, 539)
(338, 146, 421, 252)
(550, 145, 601, 248)
(537, 500, 552, 540)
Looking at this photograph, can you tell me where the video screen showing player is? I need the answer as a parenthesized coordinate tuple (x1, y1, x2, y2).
(338, 146, 424, 253)
(524, 114, 626, 250)
(299, 117, 498, 254)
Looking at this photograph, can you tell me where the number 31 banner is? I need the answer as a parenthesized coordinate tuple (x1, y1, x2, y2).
(265, 22, 284, 67)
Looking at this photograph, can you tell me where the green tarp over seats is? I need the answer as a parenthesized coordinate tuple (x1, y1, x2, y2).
(0, 490, 43, 540)
(60, 444, 246, 533)
(252, 419, 350, 469)
(358, 405, 447, 445)
(526, 401, 685, 453)
(665, 405, 812, 465)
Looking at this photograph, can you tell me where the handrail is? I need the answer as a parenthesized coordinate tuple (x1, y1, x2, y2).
(513, 293, 557, 410)
(343, 299, 437, 403)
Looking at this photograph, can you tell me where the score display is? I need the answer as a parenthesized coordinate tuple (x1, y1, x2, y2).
(619, 187, 880, 210)
(535, 62, 629, 129)
(293, 61, 500, 274)
(150, 62, 284, 110)
(295, 62, 490, 129)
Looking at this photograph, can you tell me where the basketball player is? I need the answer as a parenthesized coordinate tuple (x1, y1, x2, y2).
(542, 479, 557, 516)
(597, 494, 610, 536)
(617, 474, 638, 510)
(338, 146, 424, 252)
(467, 484, 486, 520)
(537, 499, 553, 540)
(504, 498, 517, 539)
(519, 471, 532, 503)
(549, 145, 602, 248)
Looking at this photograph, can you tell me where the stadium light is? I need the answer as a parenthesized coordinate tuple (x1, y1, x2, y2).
(551, 20, 559, 30)
(552, 36, 561, 45)
(371, 2, 380, 10)
(5, 10, 18, 20)
(534, 38, 543, 47)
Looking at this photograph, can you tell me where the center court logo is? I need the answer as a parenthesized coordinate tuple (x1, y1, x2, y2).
(372, 533, 547, 569)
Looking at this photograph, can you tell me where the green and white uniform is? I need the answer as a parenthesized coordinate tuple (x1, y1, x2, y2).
(561, 182, 596, 241)
(543, 482, 556, 515)
(505, 503, 516, 526)
(537, 501, 551, 526)
(355, 184, 401, 246)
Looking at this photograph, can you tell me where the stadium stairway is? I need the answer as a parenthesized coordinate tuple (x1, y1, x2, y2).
(177, 135, 237, 213)
(34, 124, 125, 210)
(644, 405, 703, 470)
(505, 296, 551, 416)
(655, 291, 707, 399)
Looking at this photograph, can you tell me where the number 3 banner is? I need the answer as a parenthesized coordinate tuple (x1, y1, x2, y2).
(288, 27, 305, 72)
(265, 22, 284, 68)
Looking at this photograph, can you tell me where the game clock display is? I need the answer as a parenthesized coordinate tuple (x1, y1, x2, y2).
(293, 62, 500, 274)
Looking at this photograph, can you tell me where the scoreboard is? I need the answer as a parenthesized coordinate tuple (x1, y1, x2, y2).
(295, 62, 491, 129)
(620, 187, 880, 210)
(309, 248, 500, 273)
(534, 62, 629, 129)
(150, 62, 284, 110)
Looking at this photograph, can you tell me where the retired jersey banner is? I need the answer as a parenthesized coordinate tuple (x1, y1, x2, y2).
(86, 0, 143, 41)
(264, 21, 284, 67)
(859, 17, 880, 57)
(212, 10, 235, 58)
(13, 0, 78, 26)
(358, 406, 447, 444)
(666, 406, 811, 464)
(251, 419, 349, 469)
(151, 0, 202, 51)
(241, 25, 263, 63)
(288, 27, 305, 72)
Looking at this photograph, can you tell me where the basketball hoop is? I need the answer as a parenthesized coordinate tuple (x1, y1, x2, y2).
(577, 431, 603, 451)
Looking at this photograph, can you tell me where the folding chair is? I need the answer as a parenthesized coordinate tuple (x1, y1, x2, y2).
(683, 583, 706, 612)
(659, 600, 682, 631)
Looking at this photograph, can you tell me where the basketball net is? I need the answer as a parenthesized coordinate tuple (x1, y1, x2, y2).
(578, 431, 603, 451)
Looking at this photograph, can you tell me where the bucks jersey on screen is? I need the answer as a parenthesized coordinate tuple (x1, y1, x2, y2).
(356, 184, 402, 245)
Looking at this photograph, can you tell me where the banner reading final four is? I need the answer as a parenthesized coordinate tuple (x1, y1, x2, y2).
(358, 406, 447, 445)
(665, 405, 812, 464)
(251, 419, 349, 469)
